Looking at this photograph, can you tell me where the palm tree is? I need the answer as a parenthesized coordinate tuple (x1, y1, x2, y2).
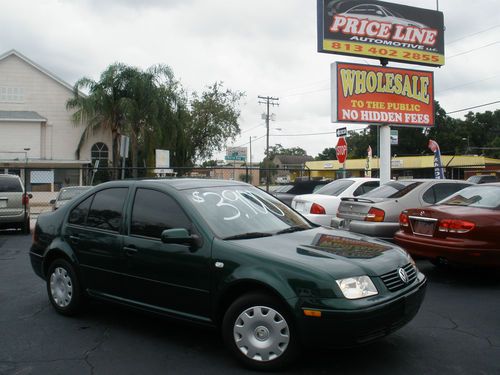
(66, 63, 129, 174)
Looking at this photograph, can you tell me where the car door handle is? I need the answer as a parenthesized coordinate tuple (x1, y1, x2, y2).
(69, 235, 80, 243)
(123, 246, 138, 256)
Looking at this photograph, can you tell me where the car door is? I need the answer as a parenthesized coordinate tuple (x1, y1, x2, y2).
(64, 187, 129, 297)
(122, 187, 211, 319)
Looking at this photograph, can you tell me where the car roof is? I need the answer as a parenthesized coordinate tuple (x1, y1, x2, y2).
(141, 178, 249, 190)
(0, 174, 21, 179)
(391, 179, 469, 184)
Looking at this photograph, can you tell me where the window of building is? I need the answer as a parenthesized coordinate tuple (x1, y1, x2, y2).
(91, 142, 109, 166)
(131, 188, 191, 239)
(0, 86, 24, 102)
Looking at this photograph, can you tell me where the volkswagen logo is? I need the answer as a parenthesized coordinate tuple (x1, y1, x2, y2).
(398, 268, 409, 283)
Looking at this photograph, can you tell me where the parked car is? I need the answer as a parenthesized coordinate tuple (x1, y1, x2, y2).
(271, 179, 331, 206)
(339, 4, 428, 28)
(332, 179, 472, 241)
(395, 183, 500, 267)
(466, 174, 498, 184)
(50, 186, 91, 210)
(30, 179, 426, 370)
(0, 174, 31, 233)
(292, 178, 380, 226)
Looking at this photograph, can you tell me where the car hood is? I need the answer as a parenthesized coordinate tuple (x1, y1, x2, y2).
(227, 227, 410, 279)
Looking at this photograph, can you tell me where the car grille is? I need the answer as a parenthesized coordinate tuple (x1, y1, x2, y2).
(380, 263, 417, 292)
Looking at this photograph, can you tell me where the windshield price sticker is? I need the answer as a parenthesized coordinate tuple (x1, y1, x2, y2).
(192, 190, 285, 221)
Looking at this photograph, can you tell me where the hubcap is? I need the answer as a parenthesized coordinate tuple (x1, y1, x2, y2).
(233, 305, 290, 362)
(49, 267, 73, 308)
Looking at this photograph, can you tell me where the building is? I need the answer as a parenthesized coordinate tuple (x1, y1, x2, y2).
(0, 49, 111, 191)
(271, 155, 314, 182)
(305, 155, 500, 180)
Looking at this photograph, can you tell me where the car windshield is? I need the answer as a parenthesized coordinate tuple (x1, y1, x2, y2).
(438, 185, 500, 209)
(362, 181, 422, 198)
(185, 185, 312, 239)
(315, 179, 355, 196)
(58, 187, 90, 201)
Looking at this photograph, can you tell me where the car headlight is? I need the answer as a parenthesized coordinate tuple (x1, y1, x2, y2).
(336, 276, 378, 299)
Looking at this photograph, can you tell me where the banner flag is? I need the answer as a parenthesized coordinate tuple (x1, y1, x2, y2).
(428, 139, 445, 179)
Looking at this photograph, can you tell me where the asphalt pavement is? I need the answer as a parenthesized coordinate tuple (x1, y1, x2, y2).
(0, 230, 499, 375)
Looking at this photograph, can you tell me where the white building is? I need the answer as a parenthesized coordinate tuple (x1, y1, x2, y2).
(0, 49, 111, 190)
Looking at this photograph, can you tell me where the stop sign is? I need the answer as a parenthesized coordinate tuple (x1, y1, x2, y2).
(336, 137, 348, 164)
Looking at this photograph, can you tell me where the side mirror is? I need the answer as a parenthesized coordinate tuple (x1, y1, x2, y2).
(161, 228, 202, 249)
(28, 193, 33, 199)
(50, 199, 56, 205)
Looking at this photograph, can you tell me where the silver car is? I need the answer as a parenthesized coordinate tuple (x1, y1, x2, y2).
(0, 174, 31, 233)
(50, 186, 91, 210)
(332, 179, 472, 241)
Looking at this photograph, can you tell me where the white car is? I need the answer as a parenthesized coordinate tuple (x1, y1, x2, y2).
(340, 4, 428, 28)
(291, 178, 380, 226)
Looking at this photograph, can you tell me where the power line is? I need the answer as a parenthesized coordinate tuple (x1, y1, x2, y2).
(447, 41, 499, 60)
(446, 100, 500, 114)
(437, 72, 500, 94)
(447, 24, 500, 45)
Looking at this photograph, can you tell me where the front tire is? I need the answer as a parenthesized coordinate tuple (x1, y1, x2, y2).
(222, 293, 299, 371)
(46, 259, 82, 316)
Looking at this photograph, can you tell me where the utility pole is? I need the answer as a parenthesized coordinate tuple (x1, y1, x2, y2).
(258, 95, 279, 192)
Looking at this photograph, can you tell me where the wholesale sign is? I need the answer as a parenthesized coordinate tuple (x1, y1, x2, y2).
(331, 62, 434, 127)
(317, 0, 445, 66)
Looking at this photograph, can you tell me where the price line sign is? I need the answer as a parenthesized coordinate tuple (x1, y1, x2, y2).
(317, 0, 445, 67)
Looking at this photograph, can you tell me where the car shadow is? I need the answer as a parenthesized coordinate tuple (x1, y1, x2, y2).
(417, 259, 500, 288)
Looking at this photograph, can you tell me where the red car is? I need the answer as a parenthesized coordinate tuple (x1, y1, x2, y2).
(394, 183, 500, 267)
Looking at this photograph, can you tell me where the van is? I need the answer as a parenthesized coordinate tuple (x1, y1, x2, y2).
(0, 174, 31, 233)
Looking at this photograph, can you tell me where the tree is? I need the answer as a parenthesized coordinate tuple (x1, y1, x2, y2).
(181, 82, 244, 165)
(315, 147, 337, 160)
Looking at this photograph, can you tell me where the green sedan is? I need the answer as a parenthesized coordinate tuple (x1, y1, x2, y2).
(29, 179, 426, 370)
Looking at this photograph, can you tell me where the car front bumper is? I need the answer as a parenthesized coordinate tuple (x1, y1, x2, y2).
(395, 231, 500, 267)
(296, 277, 427, 347)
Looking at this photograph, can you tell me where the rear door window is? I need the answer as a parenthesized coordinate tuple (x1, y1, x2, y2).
(423, 183, 471, 204)
(86, 188, 128, 232)
(353, 181, 380, 196)
(68, 196, 93, 226)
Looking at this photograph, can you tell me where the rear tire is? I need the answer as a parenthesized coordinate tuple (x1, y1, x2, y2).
(222, 293, 299, 371)
(46, 259, 83, 316)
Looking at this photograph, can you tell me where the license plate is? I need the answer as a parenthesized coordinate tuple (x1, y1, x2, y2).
(412, 220, 435, 236)
(295, 202, 305, 212)
(0, 200, 6, 208)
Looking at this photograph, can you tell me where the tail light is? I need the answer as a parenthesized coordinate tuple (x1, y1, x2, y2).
(438, 219, 475, 233)
(365, 207, 385, 222)
(399, 212, 409, 227)
(22, 193, 30, 206)
(310, 203, 326, 215)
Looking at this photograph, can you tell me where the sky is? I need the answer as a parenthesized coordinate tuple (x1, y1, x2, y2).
(1, 0, 499, 163)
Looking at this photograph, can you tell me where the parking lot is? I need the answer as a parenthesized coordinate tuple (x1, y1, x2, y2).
(1, 230, 499, 375)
